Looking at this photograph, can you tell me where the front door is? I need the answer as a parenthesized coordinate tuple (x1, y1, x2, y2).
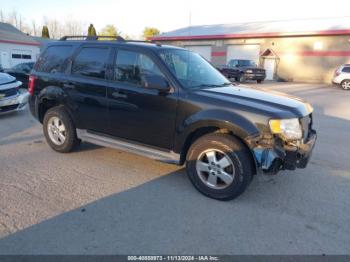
(264, 58, 276, 80)
(107, 48, 178, 150)
(1, 52, 10, 69)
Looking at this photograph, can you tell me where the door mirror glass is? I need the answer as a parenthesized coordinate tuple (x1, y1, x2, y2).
(142, 75, 170, 92)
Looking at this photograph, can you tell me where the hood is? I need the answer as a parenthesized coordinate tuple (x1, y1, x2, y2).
(0, 73, 16, 85)
(0, 73, 21, 90)
(196, 85, 313, 118)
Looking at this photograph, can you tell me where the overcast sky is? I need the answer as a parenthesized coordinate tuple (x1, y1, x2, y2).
(1, 0, 349, 37)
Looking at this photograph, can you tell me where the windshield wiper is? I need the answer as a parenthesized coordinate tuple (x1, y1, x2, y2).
(191, 82, 232, 89)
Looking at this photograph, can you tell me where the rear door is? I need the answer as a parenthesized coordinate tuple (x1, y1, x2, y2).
(64, 45, 112, 133)
(106, 47, 178, 150)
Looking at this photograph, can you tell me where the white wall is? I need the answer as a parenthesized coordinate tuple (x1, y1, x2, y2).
(0, 43, 40, 69)
(185, 45, 212, 61)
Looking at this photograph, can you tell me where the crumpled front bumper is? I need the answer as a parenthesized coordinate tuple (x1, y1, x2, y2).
(0, 91, 29, 114)
(251, 130, 317, 174)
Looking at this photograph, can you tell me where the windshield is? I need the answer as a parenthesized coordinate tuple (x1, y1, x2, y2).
(159, 49, 231, 89)
(230, 59, 256, 67)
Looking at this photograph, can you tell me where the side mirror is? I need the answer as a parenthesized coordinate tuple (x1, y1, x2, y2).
(142, 75, 170, 92)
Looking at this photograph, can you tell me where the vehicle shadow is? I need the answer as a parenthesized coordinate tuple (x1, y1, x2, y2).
(0, 158, 349, 255)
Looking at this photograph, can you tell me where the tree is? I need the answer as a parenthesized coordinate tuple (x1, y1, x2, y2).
(88, 24, 97, 37)
(142, 27, 160, 39)
(99, 24, 120, 37)
(42, 25, 50, 38)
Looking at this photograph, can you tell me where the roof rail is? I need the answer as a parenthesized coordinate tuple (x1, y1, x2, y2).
(59, 35, 162, 46)
(59, 35, 126, 41)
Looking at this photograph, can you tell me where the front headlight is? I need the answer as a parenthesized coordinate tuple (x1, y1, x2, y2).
(269, 118, 302, 140)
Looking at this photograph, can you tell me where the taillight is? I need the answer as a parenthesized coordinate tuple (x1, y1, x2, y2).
(28, 75, 36, 95)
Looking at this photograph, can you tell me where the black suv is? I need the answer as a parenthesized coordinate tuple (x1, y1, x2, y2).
(29, 36, 316, 200)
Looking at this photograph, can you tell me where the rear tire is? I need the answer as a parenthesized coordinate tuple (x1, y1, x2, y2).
(43, 106, 80, 153)
(341, 80, 350, 90)
(257, 79, 263, 84)
(185, 133, 254, 201)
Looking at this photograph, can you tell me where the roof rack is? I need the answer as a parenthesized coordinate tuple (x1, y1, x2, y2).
(59, 35, 126, 41)
(59, 35, 162, 46)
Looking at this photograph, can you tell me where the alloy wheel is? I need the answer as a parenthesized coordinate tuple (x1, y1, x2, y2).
(196, 149, 235, 189)
(47, 116, 66, 145)
(342, 81, 350, 90)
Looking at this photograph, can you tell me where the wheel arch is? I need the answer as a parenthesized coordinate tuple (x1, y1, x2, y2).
(176, 110, 260, 171)
(37, 86, 76, 123)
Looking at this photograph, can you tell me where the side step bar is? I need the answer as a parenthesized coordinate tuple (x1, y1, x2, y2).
(76, 129, 180, 165)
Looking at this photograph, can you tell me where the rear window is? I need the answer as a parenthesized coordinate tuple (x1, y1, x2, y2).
(342, 67, 350, 73)
(72, 47, 110, 79)
(36, 45, 73, 73)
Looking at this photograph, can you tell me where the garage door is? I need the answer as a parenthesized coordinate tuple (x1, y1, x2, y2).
(226, 45, 260, 64)
(185, 46, 212, 61)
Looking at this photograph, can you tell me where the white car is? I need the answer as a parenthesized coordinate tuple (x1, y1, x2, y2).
(332, 64, 350, 90)
(0, 73, 29, 114)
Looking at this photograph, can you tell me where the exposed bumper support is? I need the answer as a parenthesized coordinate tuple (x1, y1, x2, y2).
(251, 130, 317, 175)
(0, 91, 29, 115)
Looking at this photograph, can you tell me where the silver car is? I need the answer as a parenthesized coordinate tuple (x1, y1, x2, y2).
(0, 73, 29, 114)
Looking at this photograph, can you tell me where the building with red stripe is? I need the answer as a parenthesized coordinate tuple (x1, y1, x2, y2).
(0, 22, 40, 69)
(151, 17, 350, 83)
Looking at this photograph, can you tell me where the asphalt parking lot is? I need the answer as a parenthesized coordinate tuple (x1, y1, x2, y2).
(0, 82, 349, 255)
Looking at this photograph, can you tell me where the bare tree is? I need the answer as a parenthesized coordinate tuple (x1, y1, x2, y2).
(64, 18, 84, 36)
(0, 10, 5, 22)
(31, 20, 37, 36)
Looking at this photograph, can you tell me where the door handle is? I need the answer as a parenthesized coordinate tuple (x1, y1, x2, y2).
(112, 91, 127, 99)
(63, 83, 75, 89)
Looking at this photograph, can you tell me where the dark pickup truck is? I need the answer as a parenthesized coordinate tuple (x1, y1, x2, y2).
(217, 59, 266, 83)
(29, 36, 316, 201)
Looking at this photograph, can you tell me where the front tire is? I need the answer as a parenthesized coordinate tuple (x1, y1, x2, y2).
(238, 74, 246, 83)
(43, 106, 80, 153)
(186, 133, 254, 201)
(341, 80, 350, 90)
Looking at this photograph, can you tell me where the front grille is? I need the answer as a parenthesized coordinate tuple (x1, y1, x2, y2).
(252, 69, 265, 74)
(0, 87, 18, 98)
(300, 114, 312, 141)
(0, 104, 19, 112)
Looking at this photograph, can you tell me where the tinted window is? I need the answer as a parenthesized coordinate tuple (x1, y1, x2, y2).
(13, 63, 23, 70)
(229, 59, 256, 67)
(36, 45, 73, 73)
(342, 67, 350, 73)
(72, 47, 109, 79)
(115, 50, 163, 86)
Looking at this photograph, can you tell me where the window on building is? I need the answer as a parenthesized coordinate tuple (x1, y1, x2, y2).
(342, 67, 350, 73)
(72, 47, 109, 79)
(114, 50, 163, 86)
(22, 54, 31, 59)
(12, 54, 21, 59)
(36, 45, 73, 73)
(11, 54, 32, 59)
